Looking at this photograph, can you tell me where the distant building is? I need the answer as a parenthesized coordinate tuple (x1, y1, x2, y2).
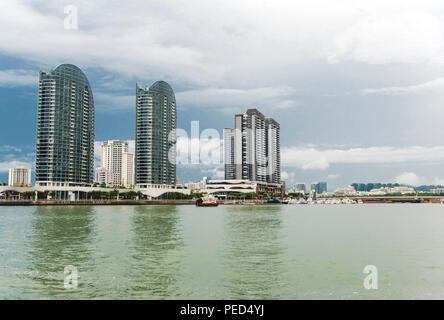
(185, 177, 211, 192)
(224, 128, 236, 180)
(99, 140, 128, 186)
(95, 167, 111, 185)
(334, 185, 357, 196)
(35, 64, 94, 187)
(369, 186, 415, 195)
(135, 81, 176, 187)
(294, 183, 306, 192)
(8, 167, 31, 187)
(184, 181, 201, 191)
(388, 186, 415, 194)
(224, 109, 281, 184)
(265, 118, 281, 184)
(431, 188, 444, 194)
(311, 181, 327, 194)
(204, 179, 285, 196)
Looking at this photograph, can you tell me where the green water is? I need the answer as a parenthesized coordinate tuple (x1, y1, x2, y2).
(1, 204, 444, 299)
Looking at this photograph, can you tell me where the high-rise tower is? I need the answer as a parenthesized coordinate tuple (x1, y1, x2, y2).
(224, 109, 280, 184)
(135, 81, 176, 187)
(35, 64, 94, 187)
(100, 140, 130, 186)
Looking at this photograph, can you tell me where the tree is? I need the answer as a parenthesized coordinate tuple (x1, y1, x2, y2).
(107, 189, 119, 200)
(37, 191, 49, 200)
(22, 191, 35, 200)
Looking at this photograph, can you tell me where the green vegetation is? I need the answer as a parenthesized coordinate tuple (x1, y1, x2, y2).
(287, 192, 306, 199)
(226, 192, 258, 199)
(162, 192, 204, 200)
(87, 189, 120, 200)
(120, 191, 142, 200)
(414, 185, 444, 192)
(351, 182, 444, 193)
(351, 183, 402, 192)
(21, 191, 35, 200)
(36, 190, 49, 200)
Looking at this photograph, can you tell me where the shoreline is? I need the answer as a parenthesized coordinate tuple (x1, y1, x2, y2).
(0, 197, 442, 206)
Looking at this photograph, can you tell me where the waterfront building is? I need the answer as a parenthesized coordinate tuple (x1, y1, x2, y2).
(368, 186, 415, 195)
(224, 128, 236, 180)
(224, 109, 281, 184)
(431, 188, 444, 194)
(8, 167, 31, 187)
(265, 118, 281, 184)
(35, 64, 94, 187)
(204, 179, 285, 197)
(334, 185, 358, 196)
(99, 140, 130, 186)
(121, 152, 134, 188)
(184, 182, 201, 191)
(135, 81, 176, 187)
(95, 167, 110, 185)
(184, 177, 208, 192)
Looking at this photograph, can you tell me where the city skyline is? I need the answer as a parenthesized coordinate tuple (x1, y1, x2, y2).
(3, 1, 444, 189)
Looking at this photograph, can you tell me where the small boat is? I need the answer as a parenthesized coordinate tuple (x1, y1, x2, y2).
(196, 196, 219, 207)
(266, 198, 288, 204)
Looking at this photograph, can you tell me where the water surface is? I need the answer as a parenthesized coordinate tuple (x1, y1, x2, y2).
(1, 204, 444, 299)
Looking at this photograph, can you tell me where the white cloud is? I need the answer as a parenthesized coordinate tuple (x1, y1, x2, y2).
(362, 76, 444, 95)
(1, 0, 442, 91)
(282, 145, 444, 170)
(94, 93, 135, 112)
(281, 171, 294, 181)
(433, 178, 444, 186)
(394, 172, 422, 186)
(200, 166, 225, 179)
(177, 86, 300, 113)
(0, 145, 23, 153)
(0, 69, 37, 87)
(328, 11, 444, 65)
(176, 136, 223, 165)
(0, 160, 34, 173)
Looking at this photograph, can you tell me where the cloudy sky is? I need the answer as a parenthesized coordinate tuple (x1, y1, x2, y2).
(1, 0, 444, 189)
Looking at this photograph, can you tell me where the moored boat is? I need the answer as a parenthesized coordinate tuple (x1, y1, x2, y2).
(266, 198, 288, 204)
(196, 195, 219, 207)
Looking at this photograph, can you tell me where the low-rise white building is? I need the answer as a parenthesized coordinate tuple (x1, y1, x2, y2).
(369, 186, 415, 195)
(95, 167, 111, 185)
(431, 188, 444, 194)
(334, 185, 358, 196)
(121, 152, 134, 188)
(204, 179, 284, 196)
(8, 167, 31, 187)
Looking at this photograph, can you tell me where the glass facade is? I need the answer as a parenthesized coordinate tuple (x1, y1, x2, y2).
(135, 81, 176, 186)
(35, 64, 95, 186)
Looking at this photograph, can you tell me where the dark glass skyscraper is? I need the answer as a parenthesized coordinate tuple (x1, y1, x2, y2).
(135, 81, 176, 187)
(35, 64, 94, 187)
